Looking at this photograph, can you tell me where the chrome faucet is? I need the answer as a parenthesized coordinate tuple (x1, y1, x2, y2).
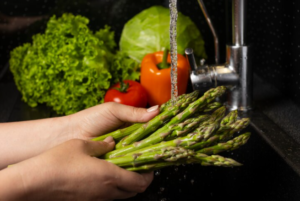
(186, 0, 252, 111)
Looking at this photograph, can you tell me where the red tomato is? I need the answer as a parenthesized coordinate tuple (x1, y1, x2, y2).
(104, 80, 148, 108)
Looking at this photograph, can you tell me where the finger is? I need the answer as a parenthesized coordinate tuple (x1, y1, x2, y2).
(113, 166, 154, 193)
(81, 138, 115, 157)
(105, 102, 160, 124)
(107, 188, 138, 200)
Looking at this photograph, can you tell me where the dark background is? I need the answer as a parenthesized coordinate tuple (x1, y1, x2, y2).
(1, 0, 300, 107)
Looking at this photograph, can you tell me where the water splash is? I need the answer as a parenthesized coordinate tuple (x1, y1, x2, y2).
(169, 0, 178, 105)
(155, 170, 161, 176)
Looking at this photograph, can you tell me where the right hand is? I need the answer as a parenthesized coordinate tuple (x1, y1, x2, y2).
(1, 137, 153, 201)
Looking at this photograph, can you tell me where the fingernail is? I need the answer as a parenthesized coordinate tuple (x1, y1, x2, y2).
(103, 136, 114, 143)
(147, 105, 159, 112)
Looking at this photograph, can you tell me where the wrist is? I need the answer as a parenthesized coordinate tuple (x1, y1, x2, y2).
(45, 115, 80, 148)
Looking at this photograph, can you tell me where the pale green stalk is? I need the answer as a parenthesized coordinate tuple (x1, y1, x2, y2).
(115, 90, 200, 149)
(197, 132, 251, 155)
(104, 86, 227, 159)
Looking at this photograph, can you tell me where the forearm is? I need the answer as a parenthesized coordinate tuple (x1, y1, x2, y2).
(0, 166, 26, 200)
(0, 163, 34, 201)
(0, 116, 77, 169)
(0, 156, 57, 201)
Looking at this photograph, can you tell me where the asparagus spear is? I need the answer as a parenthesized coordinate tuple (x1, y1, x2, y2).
(197, 132, 251, 155)
(119, 121, 220, 157)
(164, 103, 225, 141)
(204, 106, 226, 124)
(193, 153, 242, 167)
(125, 153, 242, 172)
(106, 147, 194, 167)
(189, 118, 250, 151)
(92, 123, 142, 142)
(220, 110, 238, 127)
(115, 90, 200, 149)
(203, 102, 223, 113)
(164, 114, 211, 141)
(160, 90, 200, 112)
(104, 86, 227, 158)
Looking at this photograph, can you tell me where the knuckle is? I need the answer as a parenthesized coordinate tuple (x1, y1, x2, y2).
(136, 181, 149, 193)
(131, 107, 143, 119)
(104, 102, 119, 109)
(129, 192, 138, 198)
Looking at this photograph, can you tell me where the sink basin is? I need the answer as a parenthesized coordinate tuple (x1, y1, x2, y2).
(120, 124, 300, 201)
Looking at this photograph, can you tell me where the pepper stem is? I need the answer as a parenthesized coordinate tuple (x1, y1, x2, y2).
(114, 81, 129, 93)
(157, 48, 170, 69)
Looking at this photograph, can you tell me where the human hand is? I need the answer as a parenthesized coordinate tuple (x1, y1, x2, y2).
(0, 137, 153, 201)
(0, 102, 159, 169)
(69, 102, 159, 140)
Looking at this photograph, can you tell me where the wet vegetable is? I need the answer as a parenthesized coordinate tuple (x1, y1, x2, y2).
(119, 5, 207, 63)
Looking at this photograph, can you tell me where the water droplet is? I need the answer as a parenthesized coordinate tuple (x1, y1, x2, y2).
(183, 175, 187, 179)
(160, 187, 165, 192)
(160, 198, 167, 201)
(174, 167, 178, 171)
(191, 179, 195, 185)
(155, 170, 161, 176)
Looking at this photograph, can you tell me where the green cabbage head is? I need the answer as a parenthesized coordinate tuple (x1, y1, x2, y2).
(120, 5, 207, 63)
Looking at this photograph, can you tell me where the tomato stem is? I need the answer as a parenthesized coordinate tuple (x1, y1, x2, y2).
(114, 81, 129, 93)
(157, 48, 170, 69)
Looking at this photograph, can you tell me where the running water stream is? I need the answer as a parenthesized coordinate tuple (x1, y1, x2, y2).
(169, 0, 178, 105)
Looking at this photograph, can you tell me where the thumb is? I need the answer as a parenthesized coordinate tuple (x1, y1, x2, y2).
(105, 103, 160, 123)
(84, 136, 115, 157)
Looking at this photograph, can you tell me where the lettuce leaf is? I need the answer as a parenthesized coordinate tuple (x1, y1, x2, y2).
(119, 5, 207, 63)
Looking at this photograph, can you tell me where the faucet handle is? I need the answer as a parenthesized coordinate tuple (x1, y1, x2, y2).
(185, 48, 198, 71)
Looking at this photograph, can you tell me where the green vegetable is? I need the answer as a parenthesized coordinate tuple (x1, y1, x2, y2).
(119, 5, 207, 63)
(125, 153, 242, 172)
(9, 13, 139, 115)
(98, 87, 251, 172)
(104, 86, 227, 159)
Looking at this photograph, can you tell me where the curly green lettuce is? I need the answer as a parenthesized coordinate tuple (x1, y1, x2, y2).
(10, 13, 139, 115)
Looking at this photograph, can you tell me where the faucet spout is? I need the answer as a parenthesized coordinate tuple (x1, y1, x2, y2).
(186, 0, 252, 112)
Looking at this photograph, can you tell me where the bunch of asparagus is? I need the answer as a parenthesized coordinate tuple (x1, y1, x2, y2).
(92, 86, 251, 172)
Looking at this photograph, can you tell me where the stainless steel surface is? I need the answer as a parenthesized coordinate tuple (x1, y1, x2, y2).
(190, 68, 212, 90)
(185, 48, 198, 71)
(232, 0, 246, 46)
(197, 0, 220, 64)
(187, 0, 252, 111)
(226, 45, 252, 111)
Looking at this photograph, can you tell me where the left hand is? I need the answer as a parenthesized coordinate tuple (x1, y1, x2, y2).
(0, 102, 159, 169)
